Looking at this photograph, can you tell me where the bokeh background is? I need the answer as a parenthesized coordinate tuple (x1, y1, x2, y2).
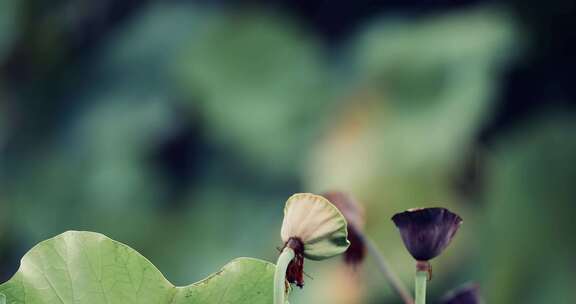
(1, 0, 575, 303)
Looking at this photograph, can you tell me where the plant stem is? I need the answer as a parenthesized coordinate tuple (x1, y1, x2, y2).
(274, 247, 295, 304)
(415, 270, 427, 304)
(363, 235, 414, 304)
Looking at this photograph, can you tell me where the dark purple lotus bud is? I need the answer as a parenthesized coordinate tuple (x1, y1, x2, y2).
(391, 207, 462, 262)
(322, 191, 366, 266)
(442, 283, 482, 304)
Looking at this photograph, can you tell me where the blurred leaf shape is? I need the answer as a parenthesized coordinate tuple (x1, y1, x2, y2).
(481, 114, 576, 303)
(354, 7, 516, 108)
(71, 99, 174, 210)
(0, 231, 274, 304)
(176, 11, 333, 175)
(5, 98, 175, 243)
(95, 2, 206, 89)
(354, 7, 517, 166)
(0, 0, 18, 62)
(308, 7, 518, 193)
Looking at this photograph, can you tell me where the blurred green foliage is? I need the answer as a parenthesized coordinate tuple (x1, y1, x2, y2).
(176, 11, 333, 176)
(481, 115, 576, 303)
(0, 1, 574, 303)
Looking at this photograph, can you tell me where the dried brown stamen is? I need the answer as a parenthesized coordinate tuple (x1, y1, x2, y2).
(284, 237, 305, 288)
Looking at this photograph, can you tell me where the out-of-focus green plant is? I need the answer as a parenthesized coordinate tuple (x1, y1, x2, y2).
(309, 8, 517, 193)
(176, 11, 334, 176)
(0, 0, 18, 61)
(480, 114, 576, 303)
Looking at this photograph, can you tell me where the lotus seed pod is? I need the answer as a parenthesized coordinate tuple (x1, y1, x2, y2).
(392, 207, 462, 261)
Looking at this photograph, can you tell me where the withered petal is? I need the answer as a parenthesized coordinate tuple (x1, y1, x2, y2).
(322, 191, 367, 265)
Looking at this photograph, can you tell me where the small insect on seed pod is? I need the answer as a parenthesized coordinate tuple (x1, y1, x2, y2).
(321, 191, 366, 266)
(391, 207, 462, 278)
(442, 283, 482, 304)
(280, 193, 350, 287)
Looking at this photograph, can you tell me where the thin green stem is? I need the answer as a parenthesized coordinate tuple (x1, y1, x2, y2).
(274, 247, 295, 304)
(415, 270, 427, 304)
(363, 236, 414, 304)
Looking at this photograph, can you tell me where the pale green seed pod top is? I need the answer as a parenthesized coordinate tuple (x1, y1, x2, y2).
(280, 193, 350, 260)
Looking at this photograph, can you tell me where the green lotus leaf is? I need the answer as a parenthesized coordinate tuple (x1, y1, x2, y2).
(0, 231, 274, 303)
